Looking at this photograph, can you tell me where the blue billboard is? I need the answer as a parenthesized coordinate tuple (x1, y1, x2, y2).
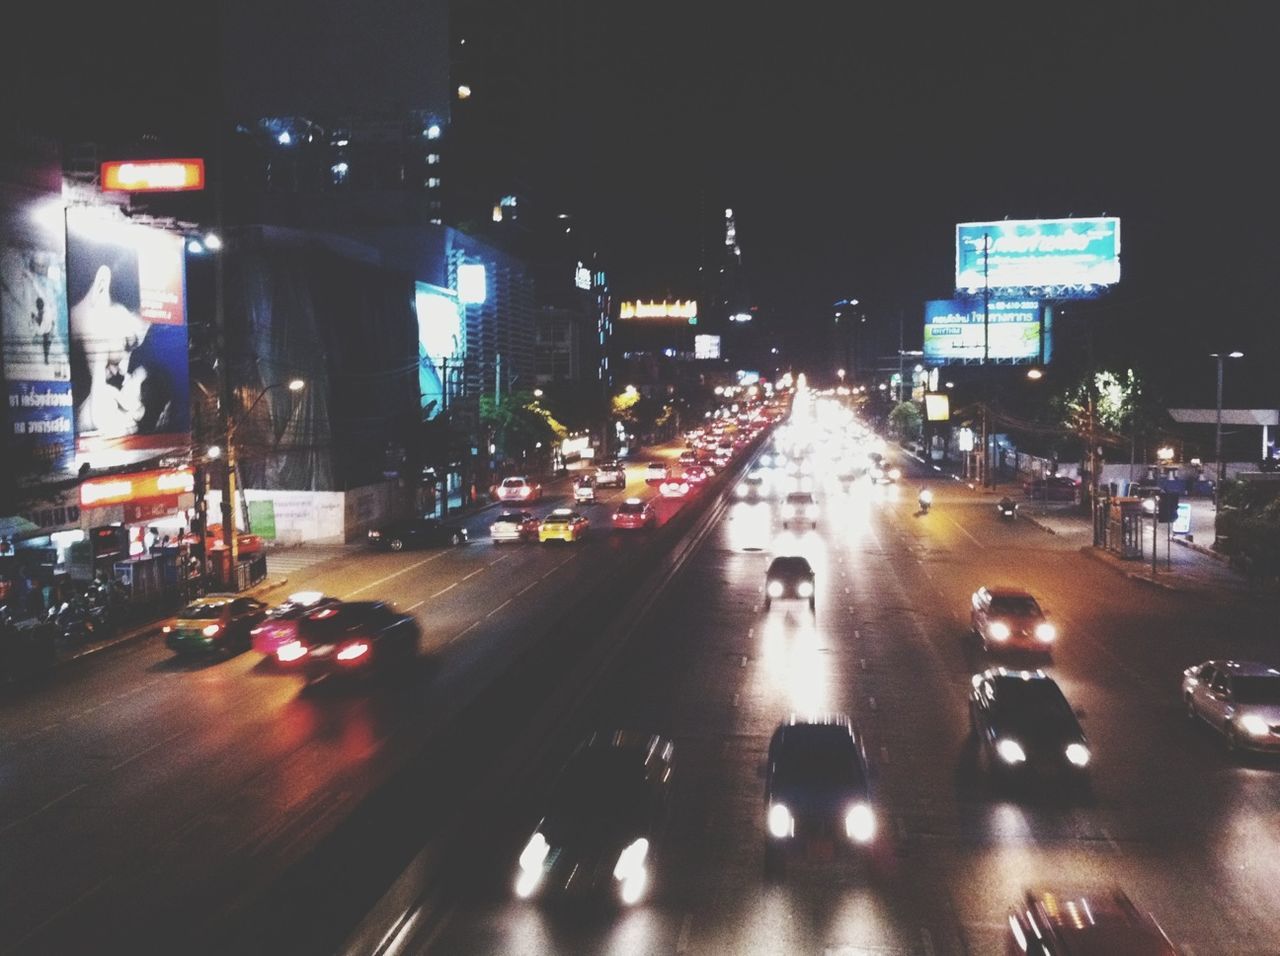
(923, 298, 1047, 365)
(956, 217, 1120, 291)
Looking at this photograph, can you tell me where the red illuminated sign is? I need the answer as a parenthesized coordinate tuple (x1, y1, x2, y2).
(101, 159, 206, 193)
(81, 468, 194, 508)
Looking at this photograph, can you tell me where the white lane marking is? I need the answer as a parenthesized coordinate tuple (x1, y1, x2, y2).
(346, 552, 447, 597)
(406, 600, 425, 612)
(854, 629, 860, 639)
(946, 513, 983, 548)
(429, 582, 458, 599)
(111, 731, 185, 772)
(448, 620, 481, 644)
(1100, 826, 1120, 852)
(677, 914, 694, 953)
(868, 696, 878, 712)
(739, 656, 748, 668)
(859, 658, 868, 671)
(486, 598, 513, 618)
(0, 783, 88, 838)
(487, 553, 510, 567)
(732, 693, 740, 707)
(517, 580, 539, 596)
(461, 566, 485, 581)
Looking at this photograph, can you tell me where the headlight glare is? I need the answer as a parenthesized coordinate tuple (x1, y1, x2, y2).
(767, 581, 784, 598)
(989, 621, 1011, 641)
(797, 581, 814, 598)
(1240, 714, 1270, 736)
(844, 802, 876, 843)
(1035, 622, 1057, 642)
(1065, 743, 1091, 767)
(519, 832, 549, 873)
(613, 837, 650, 882)
(767, 803, 793, 839)
(996, 739, 1027, 764)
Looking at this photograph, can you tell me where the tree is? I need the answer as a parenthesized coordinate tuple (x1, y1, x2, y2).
(888, 401, 922, 443)
(480, 390, 565, 460)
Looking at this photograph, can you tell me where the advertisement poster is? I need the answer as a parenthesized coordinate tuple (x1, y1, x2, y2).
(956, 217, 1120, 291)
(1, 244, 76, 474)
(415, 282, 465, 419)
(65, 213, 190, 465)
(923, 299, 1044, 364)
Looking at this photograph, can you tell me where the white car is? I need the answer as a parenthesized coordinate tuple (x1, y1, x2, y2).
(645, 461, 670, 483)
(496, 477, 542, 502)
(781, 491, 818, 528)
(1183, 660, 1280, 752)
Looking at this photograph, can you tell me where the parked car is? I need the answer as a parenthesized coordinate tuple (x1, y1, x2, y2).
(368, 516, 468, 551)
(163, 595, 268, 657)
(1022, 475, 1079, 501)
(1005, 887, 1176, 955)
(1182, 660, 1280, 752)
(595, 460, 627, 488)
(495, 476, 543, 502)
(489, 510, 540, 544)
(286, 600, 422, 684)
(252, 591, 342, 658)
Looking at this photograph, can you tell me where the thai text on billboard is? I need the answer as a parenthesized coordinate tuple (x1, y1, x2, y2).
(415, 282, 464, 419)
(923, 298, 1044, 364)
(65, 211, 190, 467)
(619, 300, 698, 324)
(955, 217, 1120, 290)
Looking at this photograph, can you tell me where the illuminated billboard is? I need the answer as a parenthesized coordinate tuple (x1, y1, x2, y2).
(65, 211, 190, 466)
(101, 159, 206, 193)
(924, 393, 951, 422)
(457, 263, 487, 304)
(619, 300, 698, 324)
(694, 334, 721, 360)
(923, 299, 1045, 364)
(956, 217, 1120, 291)
(415, 283, 464, 419)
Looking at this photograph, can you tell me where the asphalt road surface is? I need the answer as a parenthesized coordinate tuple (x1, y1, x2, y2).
(418, 449, 1280, 955)
(0, 453, 697, 955)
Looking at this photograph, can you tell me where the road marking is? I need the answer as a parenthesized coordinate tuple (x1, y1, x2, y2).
(487, 553, 510, 567)
(486, 598, 513, 618)
(429, 581, 459, 599)
(880, 745, 891, 764)
(517, 580, 539, 596)
(920, 927, 936, 956)
(677, 914, 694, 953)
(740, 655, 748, 668)
(868, 696, 878, 712)
(0, 783, 88, 838)
(111, 731, 185, 771)
(860, 658, 867, 670)
(461, 566, 485, 581)
(732, 693, 740, 707)
(1100, 826, 1120, 852)
(346, 552, 447, 597)
(406, 600, 425, 612)
(448, 620, 481, 644)
(854, 629, 860, 639)
(945, 513, 983, 548)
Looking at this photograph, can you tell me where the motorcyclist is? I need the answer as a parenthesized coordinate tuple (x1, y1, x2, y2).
(918, 487, 933, 511)
(997, 495, 1017, 517)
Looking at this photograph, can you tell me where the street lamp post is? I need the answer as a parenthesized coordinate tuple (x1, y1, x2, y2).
(1211, 350, 1244, 510)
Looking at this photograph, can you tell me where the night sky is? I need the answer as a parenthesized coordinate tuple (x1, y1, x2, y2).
(11, 4, 1278, 405)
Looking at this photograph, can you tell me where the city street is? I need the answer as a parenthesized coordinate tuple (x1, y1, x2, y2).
(417, 448, 1280, 955)
(0, 454, 696, 955)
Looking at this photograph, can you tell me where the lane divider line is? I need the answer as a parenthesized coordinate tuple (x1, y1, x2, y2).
(447, 620, 481, 644)
(429, 582, 458, 599)
(486, 598, 513, 619)
(346, 552, 447, 598)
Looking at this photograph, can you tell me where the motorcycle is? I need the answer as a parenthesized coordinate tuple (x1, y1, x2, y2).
(997, 498, 1018, 520)
(918, 488, 933, 513)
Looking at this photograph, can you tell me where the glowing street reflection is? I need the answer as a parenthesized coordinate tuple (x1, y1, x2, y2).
(759, 614, 832, 715)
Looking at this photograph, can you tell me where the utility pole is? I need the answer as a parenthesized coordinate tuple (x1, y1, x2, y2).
(982, 233, 992, 488)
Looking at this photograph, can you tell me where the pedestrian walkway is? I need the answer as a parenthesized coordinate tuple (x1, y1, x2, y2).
(264, 543, 362, 578)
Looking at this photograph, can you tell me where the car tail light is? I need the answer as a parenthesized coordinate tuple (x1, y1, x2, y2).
(162, 625, 172, 634)
(202, 623, 222, 637)
(337, 641, 370, 662)
(518, 487, 530, 498)
(276, 640, 308, 663)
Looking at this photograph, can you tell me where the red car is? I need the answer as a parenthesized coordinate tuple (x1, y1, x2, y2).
(682, 465, 711, 484)
(659, 478, 691, 498)
(612, 498, 657, 530)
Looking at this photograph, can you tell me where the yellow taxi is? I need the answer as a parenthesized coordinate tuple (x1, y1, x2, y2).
(538, 508, 590, 543)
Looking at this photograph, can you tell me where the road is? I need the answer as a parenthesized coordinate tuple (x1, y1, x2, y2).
(418, 447, 1280, 955)
(0, 452, 700, 955)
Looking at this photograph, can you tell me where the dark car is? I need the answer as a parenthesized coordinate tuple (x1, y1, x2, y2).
(765, 555, 815, 610)
(367, 516, 468, 551)
(970, 668, 1090, 783)
(163, 595, 268, 657)
(1022, 475, 1079, 501)
(764, 716, 876, 877)
(1006, 887, 1177, 955)
(290, 601, 422, 685)
(514, 731, 675, 906)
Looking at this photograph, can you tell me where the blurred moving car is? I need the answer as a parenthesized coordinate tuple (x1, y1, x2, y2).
(763, 715, 875, 877)
(489, 510, 540, 544)
(868, 461, 902, 484)
(658, 478, 691, 498)
(644, 461, 671, 484)
(192, 524, 264, 555)
(1182, 660, 1280, 752)
(368, 516, 468, 551)
(1005, 888, 1177, 955)
(970, 586, 1057, 655)
(736, 472, 767, 500)
(252, 591, 341, 657)
(781, 491, 819, 529)
(612, 498, 657, 530)
(539, 508, 589, 543)
(514, 730, 675, 905)
(683, 464, 712, 484)
(164, 595, 267, 657)
(678, 450, 698, 466)
(285, 600, 421, 682)
(495, 476, 544, 502)
(969, 668, 1090, 781)
(764, 555, 816, 611)
(595, 460, 627, 488)
(1022, 475, 1078, 501)
(574, 475, 598, 503)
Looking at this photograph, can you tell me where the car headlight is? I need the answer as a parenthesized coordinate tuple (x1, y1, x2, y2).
(1240, 714, 1270, 736)
(844, 802, 876, 844)
(767, 803, 793, 839)
(797, 581, 814, 598)
(996, 739, 1027, 764)
(202, 623, 222, 637)
(1065, 743, 1091, 767)
(613, 837, 649, 882)
(988, 621, 1011, 641)
(888, 468, 902, 481)
(519, 832, 550, 873)
(767, 581, 785, 598)
(1035, 622, 1057, 643)
(737, 484, 748, 496)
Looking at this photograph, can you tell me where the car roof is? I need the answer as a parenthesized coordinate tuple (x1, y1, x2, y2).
(1021, 889, 1176, 954)
(984, 586, 1036, 599)
(1207, 660, 1280, 678)
(768, 555, 813, 571)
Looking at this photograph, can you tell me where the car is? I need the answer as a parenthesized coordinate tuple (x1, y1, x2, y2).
(284, 600, 422, 682)
(644, 461, 670, 484)
(189, 524, 265, 555)
(683, 464, 712, 485)
(368, 516, 468, 551)
(736, 472, 768, 500)
(763, 715, 875, 877)
(868, 461, 902, 484)
(489, 510, 540, 544)
(573, 475, 597, 503)
(612, 497, 657, 530)
(539, 508, 589, 543)
(163, 595, 268, 657)
(1022, 475, 1078, 501)
(595, 460, 627, 488)
(764, 555, 816, 610)
(1005, 888, 1177, 955)
(495, 476, 543, 502)
(1182, 660, 1280, 752)
(678, 450, 698, 466)
(251, 591, 342, 658)
(969, 668, 1090, 782)
(658, 478, 691, 498)
(514, 730, 674, 905)
(781, 491, 818, 528)
(970, 587, 1057, 656)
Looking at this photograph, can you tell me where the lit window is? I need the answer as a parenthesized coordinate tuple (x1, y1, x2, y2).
(492, 205, 503, 222)
(330, 161, 349, 184)
(426, 124, 442, 140)
(457, 85, 472, 99)
(428, 154, 441, 165)
(427, 177, 441, 188)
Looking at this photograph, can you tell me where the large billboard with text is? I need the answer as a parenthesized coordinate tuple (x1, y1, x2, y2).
(415, 282, 465, 419)
(924, 298, 1045, 364)
(956, 217, 1120, 290)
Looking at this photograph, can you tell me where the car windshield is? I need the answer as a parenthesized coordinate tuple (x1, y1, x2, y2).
(545, 748, 650, 829)
(994, 678, 1074, 719)
(501, 478, 525, 487)
(785, 493, 814, 505)
(1232, 677, 1280, 704)
(775, 727, 863, 788)
(618, 502, 645, 514)
(768, 557, 812, 577)
(990, 597, 1042, 617)
(179, 603, 225, 619)
(495, 513, 525, 523)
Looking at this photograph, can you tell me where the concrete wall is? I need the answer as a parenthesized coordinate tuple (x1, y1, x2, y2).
(206, 481, 410, 545)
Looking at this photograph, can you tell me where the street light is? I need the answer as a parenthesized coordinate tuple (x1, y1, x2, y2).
(533, 388, 544, 398)
(1026, 368, 1043, 380)
(1211, 350, 1244, 509)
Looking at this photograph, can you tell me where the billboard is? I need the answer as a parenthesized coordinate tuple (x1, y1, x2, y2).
(924, 393, 951, 422)
(694, 334, 721, 360)
(415, 282, 465, 419)
(619, 300, 698, 324)
(65, 213, 190, 466)
(923, 298, 1045, 364)
(956, 217, 1120, 290)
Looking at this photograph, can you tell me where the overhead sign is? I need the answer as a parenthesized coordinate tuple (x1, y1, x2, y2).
(81, 467, 194, 508)
(619, 300, 698, 324)
(923, 298, 1044, 364)
(574, 262, 591, 290)
(101, 159, 206, 193)
(694, 334, 721, 360)
(924, 393, 951, 422)
(956, 217, 1120, 290)
(415, 283, 464, 419)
